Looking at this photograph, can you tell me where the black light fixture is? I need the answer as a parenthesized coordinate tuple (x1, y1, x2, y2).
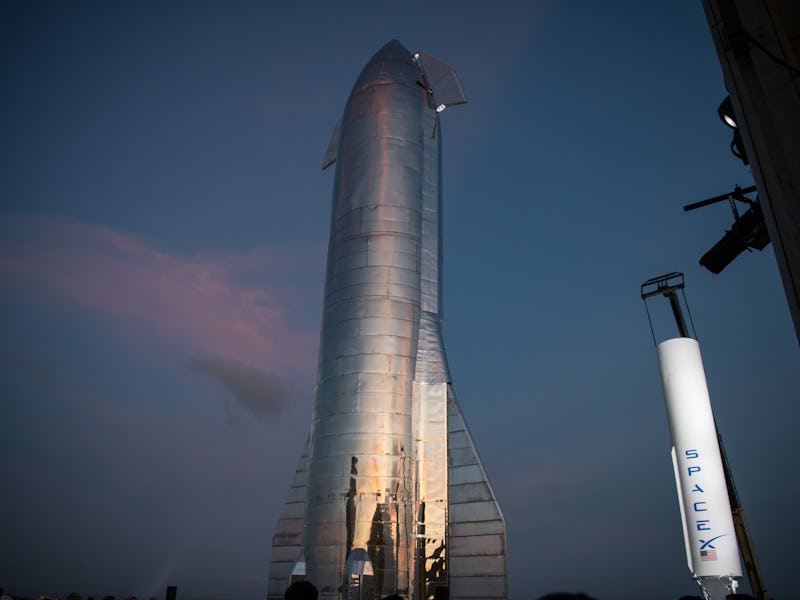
(718, 95, 749, 165)
(684, 185, 770, 274)
(698, 202, 770, 274)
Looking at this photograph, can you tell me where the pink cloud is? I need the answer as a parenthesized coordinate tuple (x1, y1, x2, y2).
(0, 215, 320, 378)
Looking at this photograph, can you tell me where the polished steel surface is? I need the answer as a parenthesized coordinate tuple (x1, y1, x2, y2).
(269, 40, 506, 600)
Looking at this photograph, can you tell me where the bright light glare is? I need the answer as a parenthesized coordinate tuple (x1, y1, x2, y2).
(436, 104, 446, 112)
(717, 96, 738, 129)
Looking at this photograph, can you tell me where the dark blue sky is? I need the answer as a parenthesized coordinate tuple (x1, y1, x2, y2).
(1, 2, 797, 600)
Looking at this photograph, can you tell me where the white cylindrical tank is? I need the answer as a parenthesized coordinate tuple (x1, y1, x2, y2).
(657, 337, 742, 591)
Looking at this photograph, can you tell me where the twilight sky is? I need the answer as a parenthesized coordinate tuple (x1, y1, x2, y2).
(1, 2, 797, 600)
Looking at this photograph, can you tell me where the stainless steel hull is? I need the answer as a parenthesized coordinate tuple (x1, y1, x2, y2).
(269, 40, 506, 600)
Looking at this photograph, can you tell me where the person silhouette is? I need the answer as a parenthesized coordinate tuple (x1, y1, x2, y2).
(284, 581, 318, 600)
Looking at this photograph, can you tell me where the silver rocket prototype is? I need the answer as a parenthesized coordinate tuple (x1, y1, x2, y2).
(267, 40, 507, 600)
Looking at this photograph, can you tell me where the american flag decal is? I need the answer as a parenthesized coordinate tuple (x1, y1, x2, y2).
(700, 549, 718, 561)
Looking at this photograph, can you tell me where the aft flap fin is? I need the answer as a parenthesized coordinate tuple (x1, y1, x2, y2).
(321, 119, 341, 171)
(446, 386, 507, 599)
(267, 435, 310, 600)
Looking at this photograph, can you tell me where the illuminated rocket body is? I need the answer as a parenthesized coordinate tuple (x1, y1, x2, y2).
(658, 337, 742, 599)
(268, 41, 507, 600)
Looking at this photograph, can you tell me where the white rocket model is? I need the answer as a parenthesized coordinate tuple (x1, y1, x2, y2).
(642, 273, 742, 600)
(659, 337, 742, 598)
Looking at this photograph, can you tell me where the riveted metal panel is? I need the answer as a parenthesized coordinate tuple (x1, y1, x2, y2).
(449, 446, 480, 467)
(449, 520, 505, 537)
(367, 249, 419, 270)
(313, 411, 413, 435)
(449, 556, 506, 578)
(447, 430, 470, 450)
(449, 576, 507, 599)
(449, 482, 493, 503)
(449, 465, 487, 486)
(448, 534, 505, 557)
(449, 501, 503, 524)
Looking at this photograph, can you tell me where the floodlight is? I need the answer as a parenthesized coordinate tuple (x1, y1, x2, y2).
(717, 95, 748, 164)
(699, 202, 770, 274)
(684, 185, 770, 274)
(718, 96, 738, 129)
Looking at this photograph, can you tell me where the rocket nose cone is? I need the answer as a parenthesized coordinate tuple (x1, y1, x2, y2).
(351, 39, 418, 92)
(369, 39, 413, 64)
(363, 39, 416, 73)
